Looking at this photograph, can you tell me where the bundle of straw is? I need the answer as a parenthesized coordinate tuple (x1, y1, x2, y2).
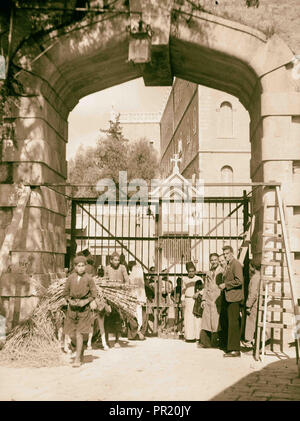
(0, 276, 139, 367)
(95, 277, 138, 320)
(0, 278, 67, 367)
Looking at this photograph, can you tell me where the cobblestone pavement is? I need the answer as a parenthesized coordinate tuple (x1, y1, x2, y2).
(0, 338, 299, 401)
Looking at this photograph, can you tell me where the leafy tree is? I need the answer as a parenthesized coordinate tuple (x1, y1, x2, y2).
(68, 144, 101, 197)
(68, 117, 160, 198)
(128, 138, 159, 182)
(95, 116, 129, 184)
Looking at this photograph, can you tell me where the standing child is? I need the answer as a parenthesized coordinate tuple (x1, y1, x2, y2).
(63, 255, 98, 367)
(193, 278, 205, 343)
(104, 252, 130, 347)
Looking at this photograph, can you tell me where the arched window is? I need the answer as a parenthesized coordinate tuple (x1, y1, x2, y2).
(218, 101, 233, 138)
(221, 165, 233, 196)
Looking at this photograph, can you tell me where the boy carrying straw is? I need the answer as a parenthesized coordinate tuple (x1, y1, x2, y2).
(63, 255, 98, 367)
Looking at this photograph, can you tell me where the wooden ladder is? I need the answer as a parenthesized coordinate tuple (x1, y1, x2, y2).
(255, 187, 300, 374)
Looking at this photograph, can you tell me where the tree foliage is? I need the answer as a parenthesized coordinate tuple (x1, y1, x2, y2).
(68, 116, 159, 198)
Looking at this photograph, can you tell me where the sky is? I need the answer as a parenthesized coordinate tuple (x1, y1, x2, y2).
(67, 78, 171, 160)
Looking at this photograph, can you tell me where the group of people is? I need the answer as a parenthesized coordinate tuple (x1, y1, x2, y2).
(181, 245, 260, 357)
(61, 246, 260, 367)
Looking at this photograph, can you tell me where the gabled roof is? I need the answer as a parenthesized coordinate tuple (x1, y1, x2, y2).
(150, 155, 204, 200)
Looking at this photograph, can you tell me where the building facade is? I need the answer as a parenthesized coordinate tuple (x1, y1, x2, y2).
(119, 111, 161, 155)
(160, 79, 251, 196)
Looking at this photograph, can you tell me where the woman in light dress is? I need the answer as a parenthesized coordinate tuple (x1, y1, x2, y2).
(181, 261, 204, 342)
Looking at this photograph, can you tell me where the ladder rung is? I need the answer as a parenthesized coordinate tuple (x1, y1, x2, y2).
(258, 306, 294, 313)
(261, 291, 292, 299)
(262, 248, 285, 253)
(263, 220, 281, 224)
(261, 276, 289, 282)
(257, 322, 294, 329)
(262, 234, 283, 240)
(261, 261, 286, 266)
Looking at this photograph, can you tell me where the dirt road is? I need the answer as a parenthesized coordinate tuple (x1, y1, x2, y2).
(0, 337, 299, 401)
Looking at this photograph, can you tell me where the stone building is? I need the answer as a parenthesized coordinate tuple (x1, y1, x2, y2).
(160, 78, 251, 197)
(119, 111, 161, 155)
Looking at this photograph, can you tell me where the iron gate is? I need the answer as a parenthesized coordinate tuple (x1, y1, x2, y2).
(68, 192, 250, 335)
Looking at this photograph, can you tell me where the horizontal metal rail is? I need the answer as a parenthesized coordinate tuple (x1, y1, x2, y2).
(75, 235, 244, 241)
(28, 182, 282, 187)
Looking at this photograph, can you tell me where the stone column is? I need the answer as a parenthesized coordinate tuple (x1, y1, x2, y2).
(0, 71, 69, 327)
(250, 58, 300, 346)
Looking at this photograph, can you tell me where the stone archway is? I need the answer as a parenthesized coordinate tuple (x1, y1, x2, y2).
(1, 1, 300, 325)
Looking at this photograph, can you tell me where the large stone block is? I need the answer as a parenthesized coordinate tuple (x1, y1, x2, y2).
(0, 273, 41, 297)
(13, 116, 67, 145)
(10, 251, 65, 274)
(0, 208, 12, 228)
(16, 95, 68, 139)
(261, 92, 300, 117)
(13, 224, 66, 254)
(2, 138, 67, 179)
(249, 34, 294, 79)
(0, 163, 13, 183)
(13, 162, 65, 185)
(29, 187, 67, 216)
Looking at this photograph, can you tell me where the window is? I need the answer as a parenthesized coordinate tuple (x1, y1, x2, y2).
(218, 101, 233, 138)
(221, 165, 233, 196)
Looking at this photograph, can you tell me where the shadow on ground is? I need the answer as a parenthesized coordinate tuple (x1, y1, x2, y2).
(210, 357, 300, 401)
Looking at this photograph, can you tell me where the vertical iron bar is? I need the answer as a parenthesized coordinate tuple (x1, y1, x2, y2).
(128, 203, 131, 266)
(101, 203, 104, 265)
(114, 202, 117, 254)
(94, 203, 97, 260)
(229, 200, 231, 249)
(208, 200, 211, 259)
(81, 202, 83, 252)
(108, 202, 111, 255)
(141, 204, 144, 266)
(215, 201, 217, 252)
(222, 199, 225, 245)
(236, 198, 239, 253)
(88, 203, 91, 251)
(70, 200, 77, 266)
(134, 204, 137, 261)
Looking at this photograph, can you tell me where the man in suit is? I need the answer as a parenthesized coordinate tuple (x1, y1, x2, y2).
(218, 245, 244, 357)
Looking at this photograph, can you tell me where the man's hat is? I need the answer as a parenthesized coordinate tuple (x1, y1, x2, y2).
(74, 255, 87, 265)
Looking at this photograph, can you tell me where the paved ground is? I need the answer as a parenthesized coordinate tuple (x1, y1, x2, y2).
(0, 337, 299, 401)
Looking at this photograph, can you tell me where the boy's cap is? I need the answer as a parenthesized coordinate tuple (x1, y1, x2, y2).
(186, 261, 196, 271)
(74, 256, 87, 265)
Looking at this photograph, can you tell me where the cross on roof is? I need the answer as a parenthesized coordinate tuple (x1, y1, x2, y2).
(171, 153, 182, 173)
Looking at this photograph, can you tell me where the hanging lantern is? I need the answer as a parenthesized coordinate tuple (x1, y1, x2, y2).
(127, 20, 152, 64)
(0, 55, 6, 80)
